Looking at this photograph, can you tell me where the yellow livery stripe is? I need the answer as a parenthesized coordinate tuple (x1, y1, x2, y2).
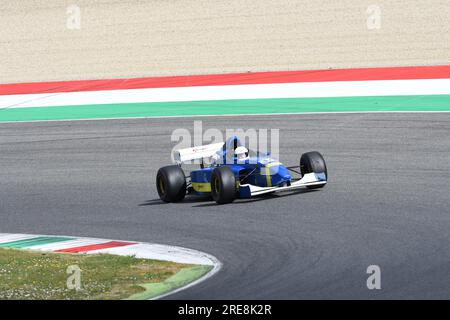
(266, 162, 281, 168)
(192, 182, 211, 192)
(265, 167, 272, 187)
(263, 162, 281, 187)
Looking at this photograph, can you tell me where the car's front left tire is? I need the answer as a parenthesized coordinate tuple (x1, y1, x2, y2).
(156, 165, 187, 202)
(211, 166, 236, 204)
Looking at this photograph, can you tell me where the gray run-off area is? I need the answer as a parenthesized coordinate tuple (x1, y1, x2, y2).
(1, 0, 450, 83)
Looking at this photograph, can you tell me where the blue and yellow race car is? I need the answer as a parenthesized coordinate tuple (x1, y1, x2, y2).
(156, 136, 327, 204)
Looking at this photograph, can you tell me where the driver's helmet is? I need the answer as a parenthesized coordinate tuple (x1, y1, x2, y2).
(235, 146, 249, 161)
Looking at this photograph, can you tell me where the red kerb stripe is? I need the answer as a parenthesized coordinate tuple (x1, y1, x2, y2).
(1, 65, 450, 96)
(56, 241, 136, 253)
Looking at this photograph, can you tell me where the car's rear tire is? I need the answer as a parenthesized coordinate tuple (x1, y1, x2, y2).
(211, 166, 236, 204)
(156, 165, 187, 202)
(300, 151, 327, 189)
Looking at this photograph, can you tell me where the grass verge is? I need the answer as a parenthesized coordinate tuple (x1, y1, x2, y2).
(0, 248, 211, 300)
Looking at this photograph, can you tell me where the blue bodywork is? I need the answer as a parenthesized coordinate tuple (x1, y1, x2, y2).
(190, 136, 292, 198)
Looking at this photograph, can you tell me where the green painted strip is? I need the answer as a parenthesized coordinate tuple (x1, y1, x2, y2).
(1, 95, 450, 122)
(125, 265, 213, 300)
(0, 236, 74, 248)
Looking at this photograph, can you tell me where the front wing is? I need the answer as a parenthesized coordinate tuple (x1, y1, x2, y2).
(239, 172, 326, 197)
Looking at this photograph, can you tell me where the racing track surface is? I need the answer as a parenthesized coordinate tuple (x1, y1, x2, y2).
(1, 113, 450, 299)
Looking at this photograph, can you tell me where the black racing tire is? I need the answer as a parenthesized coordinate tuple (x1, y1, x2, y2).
(211, 166, 236, 204)
(300, 151, 327, 189)
(156, 165, 187, 202)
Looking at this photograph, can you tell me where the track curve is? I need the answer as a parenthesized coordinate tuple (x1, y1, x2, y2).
(1, 113, 449, 299)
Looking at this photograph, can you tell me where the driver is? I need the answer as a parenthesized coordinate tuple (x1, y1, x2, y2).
(235, 146, 249, 162)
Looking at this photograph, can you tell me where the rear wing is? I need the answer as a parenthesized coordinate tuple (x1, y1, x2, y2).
(174, 142, 224, 164)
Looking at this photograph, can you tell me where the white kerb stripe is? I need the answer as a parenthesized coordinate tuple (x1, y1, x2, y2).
(0, 233, 39, 243)
(29, 238, 109, 251)
(87, 243, 216, 266)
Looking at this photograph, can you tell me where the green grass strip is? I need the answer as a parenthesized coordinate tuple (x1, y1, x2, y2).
(0, 236, 74, 248)
(1, 95, 450, 122)
(125, 265, 213, 300)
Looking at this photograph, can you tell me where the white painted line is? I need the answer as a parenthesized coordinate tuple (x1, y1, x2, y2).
(1, 78, 450, 109)
(1, 110, 450, 124)
(150, 252, 222, 300)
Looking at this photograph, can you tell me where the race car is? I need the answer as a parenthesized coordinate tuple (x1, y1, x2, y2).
(156, 136, 327, 204)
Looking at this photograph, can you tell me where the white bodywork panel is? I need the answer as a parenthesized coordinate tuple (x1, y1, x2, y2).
(240, 172, 326, 196)
(174, 142, 224, 164)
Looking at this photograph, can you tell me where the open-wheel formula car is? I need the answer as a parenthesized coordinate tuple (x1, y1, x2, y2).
(156, 136, 327, 204)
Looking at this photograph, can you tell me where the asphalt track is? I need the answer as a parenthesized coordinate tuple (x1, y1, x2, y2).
(1, 113, 449, 299)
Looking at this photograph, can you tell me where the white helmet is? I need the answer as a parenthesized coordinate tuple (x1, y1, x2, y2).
(235, 146, 249, 161)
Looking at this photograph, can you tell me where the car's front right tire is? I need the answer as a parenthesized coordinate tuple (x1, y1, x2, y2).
(300, 151, 327, 189)
(156, 165, 187, 202)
